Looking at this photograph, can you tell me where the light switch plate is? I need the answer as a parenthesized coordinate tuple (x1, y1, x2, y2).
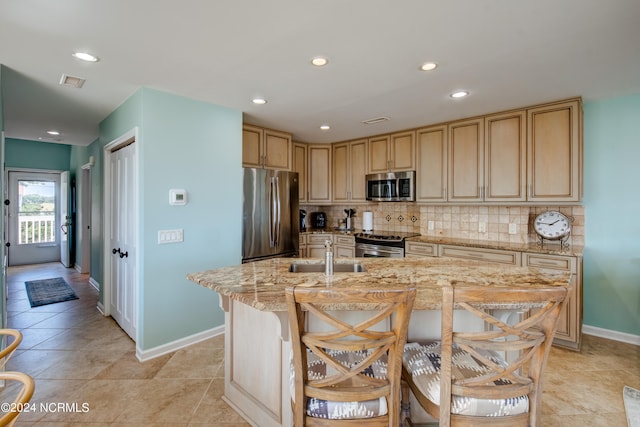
(508, 223, 517, 234)
(428, 220, 435, 230)
(478, 222, 487, 233)
(158, 229, 184, 244)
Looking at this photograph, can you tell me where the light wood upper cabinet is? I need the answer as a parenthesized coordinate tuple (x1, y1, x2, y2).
(242, 125, 263, 168)
(447, 118, 484, 202)
(299, 97, 582, 205)
(349, 140, 368, 201)
(308, 144, 332, 203)
(292, 142, 307, 203)
(527, 99, 582, 202)
(484, 110, 527, 202)
(368, 131, 415, 173)
(333, 139, 367, 203)
(368, 135, 390, 173)
(242, 124, 292, 170)
(416, 125, 447, 202)
(333, 142, 349, 203)
(390, 131, 415, 171)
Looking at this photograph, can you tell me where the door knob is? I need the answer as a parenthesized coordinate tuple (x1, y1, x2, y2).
(119, 251, 128, 259)
(112, 248, 121, 255)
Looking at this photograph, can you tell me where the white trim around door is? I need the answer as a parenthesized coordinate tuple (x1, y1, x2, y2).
(103, 127, 140, 343)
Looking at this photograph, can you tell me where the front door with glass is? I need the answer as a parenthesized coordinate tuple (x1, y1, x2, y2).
(7, 171, 62, 266)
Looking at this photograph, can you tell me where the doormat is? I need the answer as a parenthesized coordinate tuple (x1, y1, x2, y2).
(25, 277, 79, 308)
(625, 385, 640, 427)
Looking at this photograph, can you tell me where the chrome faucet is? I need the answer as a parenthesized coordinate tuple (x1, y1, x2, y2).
(324, 239, 333, 276)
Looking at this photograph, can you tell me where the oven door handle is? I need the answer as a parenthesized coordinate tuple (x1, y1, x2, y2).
(356, 243, 403, 257)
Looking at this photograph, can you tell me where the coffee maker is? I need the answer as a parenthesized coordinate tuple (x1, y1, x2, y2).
(311, 212, 326, 229)
(299, 209, 307, 231)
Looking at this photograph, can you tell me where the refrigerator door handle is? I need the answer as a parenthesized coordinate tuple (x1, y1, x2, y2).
(275, 176, 281, 246)
(269, 177, 276, 247)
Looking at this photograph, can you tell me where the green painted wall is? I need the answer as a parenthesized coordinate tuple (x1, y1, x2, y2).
(99, 87, 242, 350)
(5, 138, 71, 170)
(583, 94, 640, 336)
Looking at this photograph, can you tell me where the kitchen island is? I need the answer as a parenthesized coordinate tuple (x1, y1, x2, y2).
(187, 257, 571, 427)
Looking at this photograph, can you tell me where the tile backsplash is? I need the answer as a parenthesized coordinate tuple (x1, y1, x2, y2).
(301, 203, 584, 246)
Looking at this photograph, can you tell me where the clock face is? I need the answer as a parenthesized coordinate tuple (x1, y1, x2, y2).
(534, 211, 571, 240)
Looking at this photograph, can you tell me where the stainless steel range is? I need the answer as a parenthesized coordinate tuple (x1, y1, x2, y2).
(354, 231, 420, 258)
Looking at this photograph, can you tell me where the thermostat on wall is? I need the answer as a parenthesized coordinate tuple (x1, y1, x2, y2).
(169, 189, 188, 205)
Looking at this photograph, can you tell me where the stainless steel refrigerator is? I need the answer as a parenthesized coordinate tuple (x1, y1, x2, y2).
(242, 168, 299, 262)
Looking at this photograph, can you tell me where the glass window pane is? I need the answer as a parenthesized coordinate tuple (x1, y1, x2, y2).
(18, 180, 56, 244)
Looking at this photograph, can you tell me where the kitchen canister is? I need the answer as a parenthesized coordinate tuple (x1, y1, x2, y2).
(363, 211, 373, 232)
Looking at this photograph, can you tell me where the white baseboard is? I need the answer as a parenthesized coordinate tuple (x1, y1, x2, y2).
(582, 324, 640, 346)
(136, 325, 225, 362)
(88, 277, 100, 292)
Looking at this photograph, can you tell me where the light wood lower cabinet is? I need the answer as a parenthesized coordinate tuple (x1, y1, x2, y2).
(334, 235, 355, 258)
(438, 244, 521, 265)
(306, 233, 332, 258)
(406, 241, 582, 350)
(523, 253, 582, 349)
(299, 234, 354, 258)
(298, 234, 306, 258)
(405, 241, 438, 257)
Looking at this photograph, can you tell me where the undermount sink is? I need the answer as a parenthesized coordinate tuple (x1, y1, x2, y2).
(288, 263, 366, 273)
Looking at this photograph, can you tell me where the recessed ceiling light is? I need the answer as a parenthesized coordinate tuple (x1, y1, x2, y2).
(252, 97, 267, 105)
(450, 91, 469, 99)
(72, 52, 99, 62)
(420, 62, 438, 71)
(320, 124, 330, 130)
(311, 57, 328, 67)
(46, 130, 60, 135)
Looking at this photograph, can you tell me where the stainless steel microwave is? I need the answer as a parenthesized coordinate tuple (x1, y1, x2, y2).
(366, 171, 415, 202)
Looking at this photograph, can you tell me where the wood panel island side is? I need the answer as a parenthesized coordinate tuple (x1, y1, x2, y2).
(187, 257, 571, 427)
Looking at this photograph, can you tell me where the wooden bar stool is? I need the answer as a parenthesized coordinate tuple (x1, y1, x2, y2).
(286, 286, 416, 426)
(402, 284, 569, 426)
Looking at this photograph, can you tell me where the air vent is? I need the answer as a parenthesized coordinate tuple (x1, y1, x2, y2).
(362, 116, 389, 125)
(59, 74, 86, 88)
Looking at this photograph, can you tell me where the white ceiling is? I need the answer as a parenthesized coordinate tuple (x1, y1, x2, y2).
(2, 0, 640, 146)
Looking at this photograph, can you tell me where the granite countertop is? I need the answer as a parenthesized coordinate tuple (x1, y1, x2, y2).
(187, 257, 571, 312)
(405, 235, 584, 257)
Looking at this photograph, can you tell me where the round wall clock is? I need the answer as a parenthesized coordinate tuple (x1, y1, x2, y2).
(533, 210, 571, 244)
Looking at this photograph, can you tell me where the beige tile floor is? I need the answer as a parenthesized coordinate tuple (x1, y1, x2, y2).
(2, 262, 639, 426)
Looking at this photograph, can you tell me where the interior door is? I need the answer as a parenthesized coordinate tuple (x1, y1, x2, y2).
(7, 171, 61, 266)
(60, 171, 71, 267)
(108, 143, 137, 340)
